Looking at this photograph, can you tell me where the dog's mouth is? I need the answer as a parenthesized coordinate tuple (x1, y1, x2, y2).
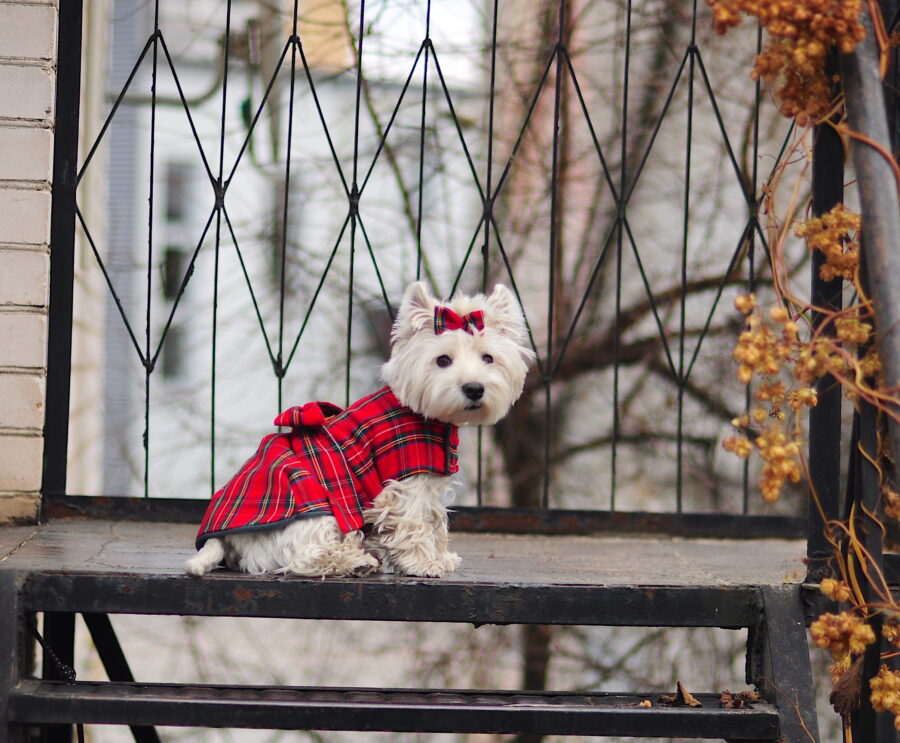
(464, 402, 484, 411)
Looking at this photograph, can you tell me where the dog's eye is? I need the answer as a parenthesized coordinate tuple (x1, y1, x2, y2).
(436, 355, 453, 368)
(482, 354, 494, 364)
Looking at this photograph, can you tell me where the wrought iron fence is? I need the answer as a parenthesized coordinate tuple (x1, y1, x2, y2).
(45, 0, 821, 528)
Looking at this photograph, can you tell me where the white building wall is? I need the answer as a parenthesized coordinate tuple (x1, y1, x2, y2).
(0, 0, 58, 523)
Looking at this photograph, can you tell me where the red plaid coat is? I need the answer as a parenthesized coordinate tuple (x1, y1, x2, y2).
(196, 386, 459, 548)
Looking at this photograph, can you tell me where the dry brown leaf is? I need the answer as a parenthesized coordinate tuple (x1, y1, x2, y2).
(830, 655, 864, 716)
(659, 681, 703, 708)
(719, 689, 761, 709)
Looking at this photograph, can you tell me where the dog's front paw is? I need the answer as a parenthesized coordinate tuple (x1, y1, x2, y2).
(350, 552, 381, 576)
(397, 558, 447, 578)
(184, 556, 207, 576)
(441, 551, 461, 573)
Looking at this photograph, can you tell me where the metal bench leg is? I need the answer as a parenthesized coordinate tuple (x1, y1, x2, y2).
(748, 585, 819, 743)
(0, 572, 27, 743)
(40, 613, 75, 743)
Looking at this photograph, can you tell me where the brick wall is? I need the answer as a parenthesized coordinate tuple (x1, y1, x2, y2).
(0, 0, 58, 523)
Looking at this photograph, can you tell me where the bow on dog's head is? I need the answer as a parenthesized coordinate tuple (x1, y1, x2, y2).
(433, 306, 485, 336)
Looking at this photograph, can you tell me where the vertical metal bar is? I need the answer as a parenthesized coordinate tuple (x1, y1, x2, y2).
(40, 613, 74, 743)
(850, 387, 888, 740)
(610, 237, 621, 511)
(475, 0, 501, 509)
(211, 214, 220, 499)
(277, 0, 301, 410)
(346, 0, 366, 406)
(211, 0, 234, 493)
(345, 234, 355, 406)
(141, 4, 163, 500)
(845, 254, 889, 737)
(0, 572, 27, 742)
(42, 0, 85, 500)
(542, 0, 565, 509)
(806, 48, 844, 582)
(482, 0, 499, 291)
(676, 1, 700, 512)
(743, 23, 763, 515)
(415, 3, 431, 281)
(611, 0, 632, 511)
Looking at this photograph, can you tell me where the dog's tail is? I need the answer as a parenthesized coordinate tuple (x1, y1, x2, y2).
(184, 538, 225, 575)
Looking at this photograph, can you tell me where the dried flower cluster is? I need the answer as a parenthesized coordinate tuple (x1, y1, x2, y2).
(883, 619, 900, 648)
(707, 0, 866, 124)
(724, 293, 816, 501)
(732, 297, 798, 384)
(754, 423, 803, 501)
(795, 204, 861, 282)
(870, 666, 900, 728)
(811, 611, 877, 658)
(795, 206, 881, 398)
(729, 204, 877, 422)
(820, 577, 853, 603)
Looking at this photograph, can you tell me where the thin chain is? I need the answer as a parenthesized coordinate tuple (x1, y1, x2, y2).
(28, 619, 76, 684)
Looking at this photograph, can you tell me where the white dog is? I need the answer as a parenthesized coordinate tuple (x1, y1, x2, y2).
(185, 282, 532, 578)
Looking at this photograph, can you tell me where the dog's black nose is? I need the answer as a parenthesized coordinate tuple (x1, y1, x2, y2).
(462, 383, 484, 401)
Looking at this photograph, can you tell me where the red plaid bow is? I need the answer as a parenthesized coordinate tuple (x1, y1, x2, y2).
(274, 402, 342, 428)
(433, 306, 485, 335)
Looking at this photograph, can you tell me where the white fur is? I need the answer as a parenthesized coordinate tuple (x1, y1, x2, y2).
(185, 282, 532, 578)
(185, 520, 379, 577)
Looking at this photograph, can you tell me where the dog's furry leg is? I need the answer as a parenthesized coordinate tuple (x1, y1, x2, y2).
(185, 537, 225, 575)
(223, 517, 380, 577)
(365, 475, 460, 577)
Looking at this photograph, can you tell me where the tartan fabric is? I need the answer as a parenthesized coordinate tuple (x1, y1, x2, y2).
(196, 387, 459, 547)
(433, 306, 485, 335)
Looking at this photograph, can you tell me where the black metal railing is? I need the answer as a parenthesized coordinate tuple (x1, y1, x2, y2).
(44, 0, 836, 537)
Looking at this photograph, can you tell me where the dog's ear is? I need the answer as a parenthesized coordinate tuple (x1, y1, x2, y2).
(393, 281, 437, 341)
(485, 283, 529, 345)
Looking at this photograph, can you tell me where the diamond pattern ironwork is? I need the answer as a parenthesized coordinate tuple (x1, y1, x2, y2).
(69, 0, 789, 513)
